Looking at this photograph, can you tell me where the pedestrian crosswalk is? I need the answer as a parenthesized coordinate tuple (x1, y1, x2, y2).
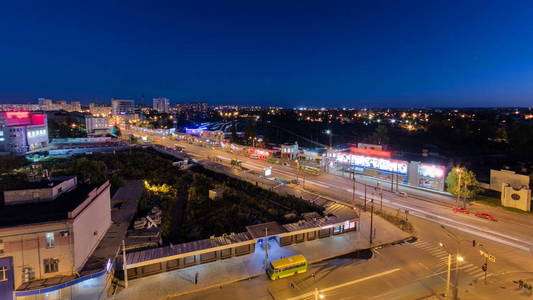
(411, 239, 487, 281)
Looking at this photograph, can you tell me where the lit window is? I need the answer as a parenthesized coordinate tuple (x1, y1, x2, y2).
(45, 232, 55, 248)
(0, 266, 8, 281)
(43, 259, 59, 273)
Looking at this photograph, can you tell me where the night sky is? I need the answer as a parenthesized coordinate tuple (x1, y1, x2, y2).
(1, 0, 533, 107)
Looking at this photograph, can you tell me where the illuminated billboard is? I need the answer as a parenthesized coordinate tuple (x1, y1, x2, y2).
(335, 153, 408, 174)
(349, 147, 391, 158)
(418, 164, 446, 179)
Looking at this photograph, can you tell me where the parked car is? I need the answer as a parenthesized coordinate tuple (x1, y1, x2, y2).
(474, 212, 497, 221)
(452, 207, 470, 214)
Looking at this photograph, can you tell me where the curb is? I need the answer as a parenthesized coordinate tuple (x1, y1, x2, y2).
(161, 235, 415, 299)
(163, 273, 263, 299)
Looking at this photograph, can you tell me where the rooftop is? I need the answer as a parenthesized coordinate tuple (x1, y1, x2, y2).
(4, 176, 75, 191)
(0, 183, 99, 228)
(246, 221, 287, 239)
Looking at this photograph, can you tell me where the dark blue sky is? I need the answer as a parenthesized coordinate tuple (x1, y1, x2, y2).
(1, 0, 533, 107)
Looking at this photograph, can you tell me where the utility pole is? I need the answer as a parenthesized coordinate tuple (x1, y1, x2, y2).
(445, 253, 451, 298)
(380, 187, 383, 212)
(364, 184, 367, 211)
(352, 173, 356, 205)
(122, 240, 128, 288)
(453, 250, 461, 300)
(456, 168, 462, 207)
(369, 198, 374, 244)
(462, 178, 468, 210)
(264, 228, 269, 269)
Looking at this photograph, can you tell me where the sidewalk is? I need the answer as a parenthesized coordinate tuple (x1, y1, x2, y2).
(427, 271, 533, 300)
(81, 180, 144, 275)
(113, 211, 410, 300)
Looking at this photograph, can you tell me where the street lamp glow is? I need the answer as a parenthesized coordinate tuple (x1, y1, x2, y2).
(438, 242, 444, 247)
(319, 295, 325, 299)
(325, 129, 331, 135)
(457, 256, 464, 262)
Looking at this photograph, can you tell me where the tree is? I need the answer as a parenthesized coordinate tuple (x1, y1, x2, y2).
(445, 167, 479, 199)
(69, 158, 108, 184)
(230, 119, 238, 142)
(244, 119, 257, 142)
(369, 125, 389, 145)
(0, 154, 26, 174)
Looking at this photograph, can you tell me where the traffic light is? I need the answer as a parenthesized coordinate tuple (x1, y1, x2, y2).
(481, 263, 487, 272)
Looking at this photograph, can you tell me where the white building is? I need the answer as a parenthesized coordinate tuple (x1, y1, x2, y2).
(0, 178, 112, 297)
(0, 111, 48, 154)
(153, 98, 170, 113)
(85, 117, 109, 136)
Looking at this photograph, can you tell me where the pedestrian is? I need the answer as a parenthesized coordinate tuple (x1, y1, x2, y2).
(311, 273, 315, 280)
(194, 272, 199, 285)
(519, 280, 524, 288)
(290, 282, 294, 289)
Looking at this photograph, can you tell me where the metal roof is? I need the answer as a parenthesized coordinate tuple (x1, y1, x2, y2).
(126, 232, 253, 265)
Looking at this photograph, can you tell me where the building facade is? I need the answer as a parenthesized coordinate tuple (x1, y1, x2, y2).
(0, 111, 48, 154)
(85, 117, 109, 136)
(111, 99, 135, 116)
(0, 180, 112, 299)
(153, 98, 169, 113)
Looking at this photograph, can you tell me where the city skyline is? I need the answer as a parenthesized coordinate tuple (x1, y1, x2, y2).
(2, 1, 533, 107)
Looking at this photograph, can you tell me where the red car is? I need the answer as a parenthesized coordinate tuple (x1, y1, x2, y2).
(475, 212, 497, 221)
(452, 207, 470, 214)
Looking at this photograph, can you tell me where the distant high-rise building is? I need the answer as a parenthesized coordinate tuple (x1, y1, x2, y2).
(111, 99, 135, 115)
(153, 98, 170, 113)
(0, 111, 48, 153)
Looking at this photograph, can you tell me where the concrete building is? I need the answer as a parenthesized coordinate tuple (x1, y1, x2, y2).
(0, 179, 112, 299)
(37, 99, 53, 111)
(153, 98, 170, 113)
(89, 103, 112, 116)
(3, 176, 78, 205)
(0, 111, 48, 154)
(112, 99, 135, 116)
(85, 117, 109, 136)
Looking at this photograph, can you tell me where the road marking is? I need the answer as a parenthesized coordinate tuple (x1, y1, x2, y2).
(286, 268, 401, 300)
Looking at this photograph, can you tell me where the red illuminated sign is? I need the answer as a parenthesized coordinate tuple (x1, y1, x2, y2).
(5, 111, 30, 119)
(349, 147, 391, 158)
(2, 111, 45, 126)
(31, 114, 46, 126)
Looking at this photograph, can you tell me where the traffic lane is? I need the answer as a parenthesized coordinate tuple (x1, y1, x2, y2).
(408, 211, 533, 296)
(173, 240, 455, 300)
(125, 130, 533, 250)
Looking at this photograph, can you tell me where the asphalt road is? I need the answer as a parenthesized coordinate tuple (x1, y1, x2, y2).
(122, 127, 533, 299)
(123, 127, 533, 253)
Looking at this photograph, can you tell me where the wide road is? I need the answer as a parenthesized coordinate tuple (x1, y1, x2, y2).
(123, 126, 533, 254)
(173, 208, 533, 300)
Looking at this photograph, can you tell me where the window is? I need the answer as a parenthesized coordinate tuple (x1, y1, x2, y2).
(45, 232, 55, 248)
(0, 266, 8, 281)
(43, 259, 59, 273)
(0, 239, 4, 255)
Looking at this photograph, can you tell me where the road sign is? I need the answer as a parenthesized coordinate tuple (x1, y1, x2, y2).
(479, 250, 496, 263)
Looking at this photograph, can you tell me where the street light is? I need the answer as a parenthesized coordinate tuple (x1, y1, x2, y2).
(455, 167, 463, 207)
(440, 225, 466, 300)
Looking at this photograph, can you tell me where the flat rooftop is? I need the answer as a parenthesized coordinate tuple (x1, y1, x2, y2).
(0, 183, 98, 228)
(246, 221, 287, 239)
(3, 176, 74, 191)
